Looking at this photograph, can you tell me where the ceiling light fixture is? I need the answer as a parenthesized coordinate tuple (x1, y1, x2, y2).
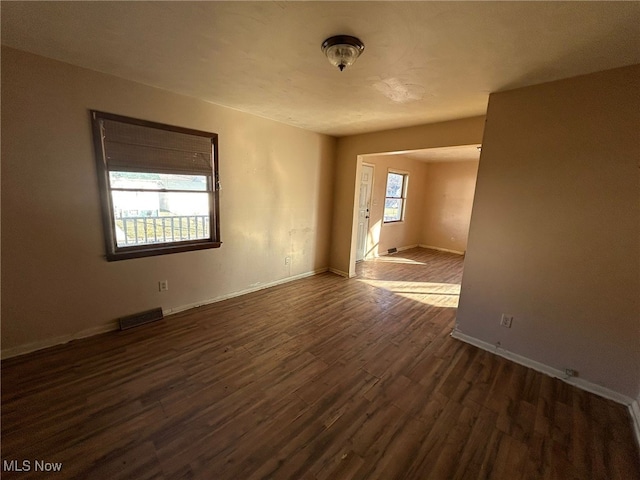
(321, 35, 365, 72)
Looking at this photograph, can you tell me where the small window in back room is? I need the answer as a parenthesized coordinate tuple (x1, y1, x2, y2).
(384, 171, 408, 222)
(91, 111, 221, 261)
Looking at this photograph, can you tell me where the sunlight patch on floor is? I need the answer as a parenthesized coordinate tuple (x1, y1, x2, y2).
(369, 256, 426, 265)
(358, 279, 461, 307)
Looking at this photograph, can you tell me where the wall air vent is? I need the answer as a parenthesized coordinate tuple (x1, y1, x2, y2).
(118, 307, 164, 330)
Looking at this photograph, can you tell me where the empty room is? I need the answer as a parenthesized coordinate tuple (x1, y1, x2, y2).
(1, 2, 639, 479)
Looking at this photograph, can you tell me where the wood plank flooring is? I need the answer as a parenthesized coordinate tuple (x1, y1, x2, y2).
(2, 247, 639, 479)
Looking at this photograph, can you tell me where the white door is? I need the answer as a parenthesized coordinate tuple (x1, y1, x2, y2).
(356, 164, 374, 262)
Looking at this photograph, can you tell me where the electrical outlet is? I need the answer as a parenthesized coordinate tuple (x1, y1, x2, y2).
(285, 256, 291, 265)
(500, 314, 513, 328)
(158, 280, 169, 292)
(564, 368, 577, 377)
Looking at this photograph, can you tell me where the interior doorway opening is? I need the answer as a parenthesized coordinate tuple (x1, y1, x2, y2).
(352, 144, 481, 274)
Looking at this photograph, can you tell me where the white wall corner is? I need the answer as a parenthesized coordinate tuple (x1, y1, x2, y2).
(450, 327, 634, 407)
(329, 267, 350, 278)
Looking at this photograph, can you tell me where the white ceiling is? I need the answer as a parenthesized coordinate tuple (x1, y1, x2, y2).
(2, 2, 639, 137)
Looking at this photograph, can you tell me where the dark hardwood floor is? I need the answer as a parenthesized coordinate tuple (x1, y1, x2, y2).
(2, 248, 639, 479)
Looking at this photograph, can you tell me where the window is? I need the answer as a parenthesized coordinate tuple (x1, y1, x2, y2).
(384, 171, 408, 223)
(91, 111, 221, 261)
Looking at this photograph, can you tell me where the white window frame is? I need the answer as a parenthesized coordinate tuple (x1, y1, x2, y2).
(383, 170, 409, 223)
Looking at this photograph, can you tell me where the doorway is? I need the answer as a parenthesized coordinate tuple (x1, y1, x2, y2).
(350, 146, 481, 275)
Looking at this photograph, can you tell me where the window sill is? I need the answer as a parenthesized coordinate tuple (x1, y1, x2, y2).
(106, 240, 222, 261)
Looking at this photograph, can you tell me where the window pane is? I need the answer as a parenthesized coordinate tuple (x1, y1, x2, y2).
(111, 191, 210, 247)
(109, 171, 208, 191)
(384, 198, 403, 222)
(386, 173, 404, 198)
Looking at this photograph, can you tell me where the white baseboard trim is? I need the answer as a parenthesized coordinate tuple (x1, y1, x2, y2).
(164, 268, 329, 316)
(1, 322, 118, 360)
(419, 244, 465, 255)
(450, 328, 634, 407)
(1, 267, 329, 360)
(631, 399, 640, 449)
(376, 244, 419, 257)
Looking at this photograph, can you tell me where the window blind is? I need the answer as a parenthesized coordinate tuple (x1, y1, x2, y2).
(101, 118, 213, 175)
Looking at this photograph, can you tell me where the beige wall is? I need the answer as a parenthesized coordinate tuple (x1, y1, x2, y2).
(456, 65, 640, 398)
(421, 161, 479, 253)
(361, 155, 427, 257)
(330, 117, 485, 276)
(1, 47, 336, 356)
